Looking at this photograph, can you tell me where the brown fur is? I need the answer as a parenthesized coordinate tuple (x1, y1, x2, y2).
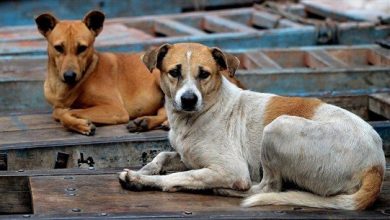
(354, 166, 384, 210)
(263, 96, 323, 126)
(36, 12, 244, 135)
(36, 11, 163, 135)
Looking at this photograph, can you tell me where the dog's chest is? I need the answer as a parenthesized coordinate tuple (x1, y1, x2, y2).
(169, 129, 204, 169)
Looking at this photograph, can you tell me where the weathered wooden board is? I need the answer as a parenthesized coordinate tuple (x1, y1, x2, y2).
(0, 45, 389, 114)
(370, 93, 390, 119)
(0, 176, 32, 214)
(0, 0, 260, 27)
(0, 122, 171, 171)
(1, 169, 382, 218)
(0, 6, 389, 56)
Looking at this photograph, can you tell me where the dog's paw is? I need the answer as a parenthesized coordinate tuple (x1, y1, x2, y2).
(73, 119, 96, 136)
(157, 120, 170, 131)
(127, 118, 149, 132)
(118, 169, 144, 191)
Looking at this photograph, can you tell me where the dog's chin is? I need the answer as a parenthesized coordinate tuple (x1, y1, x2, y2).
(62, 78, 79, 86)
(173, 102, 202, 114)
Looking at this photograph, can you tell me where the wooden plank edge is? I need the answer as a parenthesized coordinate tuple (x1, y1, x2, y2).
(2, 209, 390, 219)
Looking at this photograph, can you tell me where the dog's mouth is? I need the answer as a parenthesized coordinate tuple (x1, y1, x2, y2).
(173, 101, 201, 113)
(63, 78, 78, 85)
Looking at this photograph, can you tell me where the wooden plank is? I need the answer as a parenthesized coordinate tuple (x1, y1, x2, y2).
(0, 168, 126, 177)
(307, 50, 348, 68)
(251, 11, 302, 29)
(238, 68, 390, 96)
(0, 176, 32, 214)
(0, 0, 259, 26)
(241, 52, 282, 69)
(262, 50, 327, 68)
(0, 122, 170, 170)
(26, 170, 390, 218)
(369, 93, 390, 119)
(202, 15, 258, 33)
(325, 48, 390, 67)
(154, 19, 206, 36)
(0, 114, 58, 132)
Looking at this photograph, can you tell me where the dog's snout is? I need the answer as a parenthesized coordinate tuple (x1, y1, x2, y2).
(181, 91, 198, 111)
(63, 71, 77, 84)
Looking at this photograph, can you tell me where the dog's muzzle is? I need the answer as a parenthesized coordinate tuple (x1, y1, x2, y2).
(180, 91, 198, 111)
(63, 71, 77, 84)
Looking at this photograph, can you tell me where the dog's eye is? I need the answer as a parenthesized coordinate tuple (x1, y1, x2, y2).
(77, 45, 88, 55)
(198, 69, 210, 79)
(168, 69, 181, 78)
(54, 45, 64, 54)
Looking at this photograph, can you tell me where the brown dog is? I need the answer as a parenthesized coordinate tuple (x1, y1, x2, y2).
(35, 11, 243, 135)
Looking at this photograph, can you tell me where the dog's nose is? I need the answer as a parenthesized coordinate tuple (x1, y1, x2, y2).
(181, 91, 198, 111)
(63, 71, 77, 84)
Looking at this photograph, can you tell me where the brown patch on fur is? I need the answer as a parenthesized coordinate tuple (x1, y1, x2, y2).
(354, 166, 384, 210)
(263, 96, 323, 126)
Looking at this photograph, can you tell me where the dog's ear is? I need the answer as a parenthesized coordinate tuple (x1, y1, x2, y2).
(35, 13, 58, 37)
(211, 47, 240, 77)
(83, 10, 105, 36)
(142, 44, 172, 72)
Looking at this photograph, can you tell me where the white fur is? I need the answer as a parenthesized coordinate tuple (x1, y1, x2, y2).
(174, 79, 202, 111)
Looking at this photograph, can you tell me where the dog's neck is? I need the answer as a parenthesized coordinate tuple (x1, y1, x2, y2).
(45, 51, 99, 107)
(166, 76, 241, 130)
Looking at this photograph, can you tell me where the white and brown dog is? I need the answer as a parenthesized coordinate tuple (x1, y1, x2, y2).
(119, 43, 386, 210)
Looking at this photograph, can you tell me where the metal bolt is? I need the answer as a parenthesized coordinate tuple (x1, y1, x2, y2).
(66, 187, 76, 191)
(88, 166, 95, 170)
(72, 208, 81, 212)
(184, 211, 192, 215)
(22, 214, 30, 218)
(100, 213, 107, 216)
(68, 193, 76, 196)
(64, 176, 74, 180)
(17, 169, 24, 172)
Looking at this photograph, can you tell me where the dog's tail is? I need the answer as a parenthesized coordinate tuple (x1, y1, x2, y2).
(241, 166, 384, 210)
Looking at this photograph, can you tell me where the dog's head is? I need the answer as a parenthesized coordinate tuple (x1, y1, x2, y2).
(35, 11, 105, 85)
(142, 43, 240, 113)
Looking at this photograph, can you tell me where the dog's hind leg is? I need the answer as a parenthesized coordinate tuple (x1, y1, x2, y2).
(127, 107, 168, 132)
(213, 184, 262, 198)
(136, 152, 187, 175)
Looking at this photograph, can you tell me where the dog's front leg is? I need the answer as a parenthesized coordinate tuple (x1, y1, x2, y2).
(137, 152, 187, 175)
(53, 108, 96, 135)
(69, 105, 129, 125)
(119, 167, 250, 192)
